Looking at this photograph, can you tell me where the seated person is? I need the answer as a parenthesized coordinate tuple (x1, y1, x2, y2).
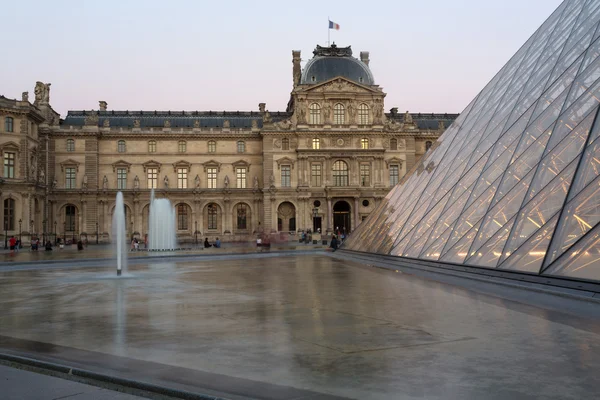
(204, 238, 212, 248)
(45, 241, 53, 251)
(215, 238, 221, 248)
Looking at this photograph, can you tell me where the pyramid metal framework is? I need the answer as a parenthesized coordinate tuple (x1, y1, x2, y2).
(344, 0, 600, 282)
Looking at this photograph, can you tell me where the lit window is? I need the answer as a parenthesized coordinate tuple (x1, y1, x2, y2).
(5, 117, 14, 132)
(311, 164, 322, 187)
(309, 103, 321, 124)
(207, 204, 218, 229)
(236, 167, 247, 188)
(237, 140, 245, 153)
(177, 168, 188, 189)
(3, 152, 15, 178)
(65, 167, 76, 189)
(390, 165, 399, 186)
(65, 205, 76, 231)
(117, 140, 126, 153)
(178, 140, 186, 153)
(361, 138, 369, 149)
(117, 168, 127, 189)
(358, 104, 369, 125)
(282, 138, 289, 150)
(360, 164, 370, 186)
(426, 141, 433, 151)
(207, 167, 217, 188)
(208, 140, 216, 153)
(66, 139, 75, 152)
(148, 140, 156, 153)
(390, 138, 397, 150)
(281, 165, 291, 187)
(147, 167, 158, 189)
(333, 103, 345, 124)
(3, 198, 15, 230)
(333, 160, 349, 186)
(312, 138, 320, 149)
(177, 204, 188, 230)
(236, 204, 247, 230)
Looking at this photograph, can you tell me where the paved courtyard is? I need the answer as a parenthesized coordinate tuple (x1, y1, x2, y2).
(1, 253, 600, 399)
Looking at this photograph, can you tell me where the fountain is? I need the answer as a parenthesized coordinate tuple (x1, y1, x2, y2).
(113, 191, 127, 276)
(148, 189, 177, 251)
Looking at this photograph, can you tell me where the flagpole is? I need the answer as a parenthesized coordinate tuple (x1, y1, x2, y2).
(327, 16, 330, 46)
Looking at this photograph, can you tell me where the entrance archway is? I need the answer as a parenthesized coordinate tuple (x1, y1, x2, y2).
(333, 200, 351, 234)
(277, 202, 296, 232)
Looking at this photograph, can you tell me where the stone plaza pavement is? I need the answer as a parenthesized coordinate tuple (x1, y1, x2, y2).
(1, 252, 600, 399)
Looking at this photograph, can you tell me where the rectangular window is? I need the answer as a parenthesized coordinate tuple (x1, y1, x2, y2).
(117, 168, 127, 189)
(236, 167, 247, 188)
(3, 199, 15, 230)
(281, 165, 291, 187)
(65, 167, 76, 189)
(208, 205, 217, 229)
(390, 165, 399, 186)
(3, 152, 15, 178)
(312, 138, 320, 149)
(147, 167, 158, 189)
(177, 168, 188, 189)
(311, 164, 322, 187)
(360, 164, 370, 186)
(207, 167, 217, 189)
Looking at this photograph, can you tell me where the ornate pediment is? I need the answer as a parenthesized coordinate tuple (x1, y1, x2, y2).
(232, 159, 251, 171)
(60, 158, 80, 172)
(385, 157, 404, 168)
(202, 159, 222, 172)
(301, 77, 379, 94)
(172, 160, 192, 172)
(275, 156, 295, 169)
(0, 141, 20, 152)
(112, 159, 132, 172)
(142, 159, 161, 173)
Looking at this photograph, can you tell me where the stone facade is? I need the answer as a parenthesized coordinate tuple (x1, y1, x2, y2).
(0, 45, 457, 244)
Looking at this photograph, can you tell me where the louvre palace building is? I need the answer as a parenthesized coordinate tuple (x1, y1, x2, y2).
(0, 44, 457, 244)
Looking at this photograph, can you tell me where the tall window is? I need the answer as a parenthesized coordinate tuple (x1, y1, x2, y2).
(361, 138, 369, 149)
(281, 165, 291, 187)
(66, 139, 75, 152)
(358, 104, 369, 125)
(207, 167, 217, 188)
(390, 138, 397, 150)
(236, 204, 247, 230)
(147, 167, 158, 189)
(148, 140, 156, 153)
(360, 164, 370, 186)
(3, 152, 15, 178)
(390, 165, 399, 186)
(309, 103, 321, 124)
(236, 167, 247, 188)
(311, 164, 322, 187)
(65, 205, 76, 231)
(5, 117, 13, 132)
(237, 140, 245, 153)
(208, 204, 217, 230)
(333, 160, 349, 186)
(65, 167, 76, 189)
(178, 140, 187, 153)
(117, 168, 127, 189)
(333, 103, 345, 124)
(117, 140, 126, 153)
(426, 141, 433, 151)
(282, 138, 289, 150)
(312, 138, 320, 150)
(208, 140, 216, 153)
(177, 204, 188, 230)
(177, 168, 188, 189)
(3, 198, 14, 230)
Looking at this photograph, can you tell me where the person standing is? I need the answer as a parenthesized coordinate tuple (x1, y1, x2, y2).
(330, 235, 338, 252)
(9, 236, 16, 254)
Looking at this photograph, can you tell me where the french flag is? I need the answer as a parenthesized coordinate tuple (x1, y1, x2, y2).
(329, 20, 340, 30)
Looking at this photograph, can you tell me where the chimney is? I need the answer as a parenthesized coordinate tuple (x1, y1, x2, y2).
(360, 51, 370, 66)
(99, 101, 107, 111)
(292, 50, 302, 86)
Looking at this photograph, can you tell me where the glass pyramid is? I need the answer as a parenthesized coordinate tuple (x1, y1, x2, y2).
(343, 0, 600, 283)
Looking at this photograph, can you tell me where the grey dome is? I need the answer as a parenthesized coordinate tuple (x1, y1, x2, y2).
(300, 45, 374, 85)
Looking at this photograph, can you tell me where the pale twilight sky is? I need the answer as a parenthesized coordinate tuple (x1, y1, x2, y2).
(1, 0, 563, 117)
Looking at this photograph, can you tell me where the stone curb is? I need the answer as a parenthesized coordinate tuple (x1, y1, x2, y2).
(0, 352, 227, 400)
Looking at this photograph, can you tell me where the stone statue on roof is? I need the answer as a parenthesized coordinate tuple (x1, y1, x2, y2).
(133, 119, 140, 128)
(438, 120, 445, 131)
(22, 92, 29, 102)
(164, 120, 171, 128)
(251, 119, 258, 129)
(223, 120, 230, 129)
(103, 119, 110, 127)
(194, 120, 200, 128)
(34, 82, 51, 105)
(404, 111, 413, 124)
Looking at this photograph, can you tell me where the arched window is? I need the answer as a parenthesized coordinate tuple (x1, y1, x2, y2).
(66, 139, 75, 152)
(3, 198, 15, 230)
(177, 204, 188, 230)
(236, 203, 247, 230)
(333, 160, 349, 186)
(208, 140, 216, 153)
(207, 203, 218, 230)
(237, 140, 245, 153)
(358, 104, 369, 125)
(178, 140, 186, 153)
(309, 103, 321, 124)
(148, 140, 156, 153)
(333, 103, 345, 125)
(426, 141, 433, 151)
(312, 138, 320, 150)
(390, 138, 397, 150)
(5, 117, 14, 132)
(361, 138, 369, 149)
(65, 205, 76, 231)
(117, 140, 126, 153)
(282, 138, 289, 150)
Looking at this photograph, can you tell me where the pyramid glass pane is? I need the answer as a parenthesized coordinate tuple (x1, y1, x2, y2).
(344, 0, 600, 283)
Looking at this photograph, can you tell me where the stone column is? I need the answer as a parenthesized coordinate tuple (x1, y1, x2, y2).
(327, 197, 332, 232)
(133, 199, 140, 234)
(354, 197, 360, 231)
(271, 198, 277, 231)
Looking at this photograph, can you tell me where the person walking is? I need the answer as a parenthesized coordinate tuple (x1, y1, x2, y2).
(9, 236, 16, 254)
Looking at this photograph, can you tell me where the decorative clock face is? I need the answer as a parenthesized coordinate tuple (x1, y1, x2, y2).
(337, 138, 344, 146)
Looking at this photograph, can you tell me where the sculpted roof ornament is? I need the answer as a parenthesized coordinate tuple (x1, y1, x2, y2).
(313, 43, 352, 57)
